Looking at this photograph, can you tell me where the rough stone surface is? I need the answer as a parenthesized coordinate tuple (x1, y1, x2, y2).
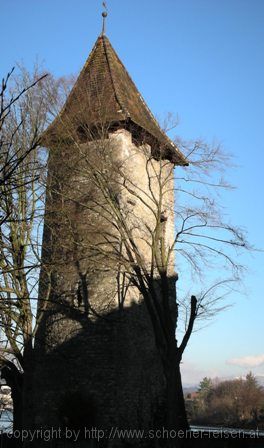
(27, 130, 176, 447)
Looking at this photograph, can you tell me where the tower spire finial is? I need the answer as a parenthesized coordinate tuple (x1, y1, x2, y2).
(101, 2, 108, 35)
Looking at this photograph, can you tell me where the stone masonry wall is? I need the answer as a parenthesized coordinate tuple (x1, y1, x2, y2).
(29, 129, 176, 446)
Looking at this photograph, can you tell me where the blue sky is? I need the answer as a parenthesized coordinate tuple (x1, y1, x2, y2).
(2, 0, 264, 385)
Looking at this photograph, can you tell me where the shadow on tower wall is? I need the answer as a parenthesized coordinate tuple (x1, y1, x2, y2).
(25, 298, 166, 447)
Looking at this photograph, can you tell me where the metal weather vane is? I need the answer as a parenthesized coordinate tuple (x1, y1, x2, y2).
(102, 2, 108, 35)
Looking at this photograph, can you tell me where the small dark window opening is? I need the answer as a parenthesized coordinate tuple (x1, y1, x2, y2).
(75, 273, 89, 314)
(160, 212, 168, 223)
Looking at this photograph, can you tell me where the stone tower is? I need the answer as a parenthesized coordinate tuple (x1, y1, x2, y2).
(31, 31, 187, 446)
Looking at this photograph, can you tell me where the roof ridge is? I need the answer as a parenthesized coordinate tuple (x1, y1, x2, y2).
(102, 36, 130, 117)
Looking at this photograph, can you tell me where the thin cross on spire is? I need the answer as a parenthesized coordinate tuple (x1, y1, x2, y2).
(102, 2, 108, 35)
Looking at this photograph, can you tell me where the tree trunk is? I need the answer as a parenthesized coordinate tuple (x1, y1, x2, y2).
(174, 361, 189, 432)
(22, 344, 35, 430)
(12, 383, 23, 431)
(165, 353, 189, 447)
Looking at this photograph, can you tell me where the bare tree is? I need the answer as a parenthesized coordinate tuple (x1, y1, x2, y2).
(0, 66, 55, 429)
(0, 68, 47, 212)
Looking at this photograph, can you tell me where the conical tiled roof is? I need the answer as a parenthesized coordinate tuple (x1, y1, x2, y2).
(43, 35, 188, 166)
